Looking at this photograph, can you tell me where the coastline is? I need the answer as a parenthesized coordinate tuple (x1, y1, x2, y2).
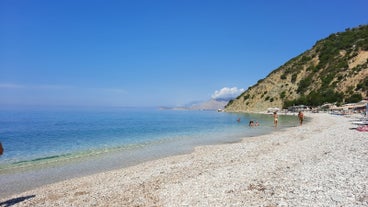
(0, 111, 286, 198)
(1, 112, 367, 206)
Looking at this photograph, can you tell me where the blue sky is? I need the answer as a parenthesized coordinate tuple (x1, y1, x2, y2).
(1, 0, 367, 108)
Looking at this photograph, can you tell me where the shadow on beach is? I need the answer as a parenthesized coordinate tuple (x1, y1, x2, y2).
(0, 195, 35, 207)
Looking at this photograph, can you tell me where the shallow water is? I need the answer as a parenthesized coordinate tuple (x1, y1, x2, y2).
(0, 108, 298, 197)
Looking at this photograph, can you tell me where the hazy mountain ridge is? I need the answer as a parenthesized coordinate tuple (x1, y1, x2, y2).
(225, 25, 368, 112)
(189, 99, 228, 110)
(160, 99, 228, 111)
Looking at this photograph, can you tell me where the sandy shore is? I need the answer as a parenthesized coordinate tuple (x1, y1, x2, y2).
(1, 112, 367, 206)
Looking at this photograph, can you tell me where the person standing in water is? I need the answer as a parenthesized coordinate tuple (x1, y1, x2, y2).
(298, 111, 304, 126)
(273, 112, 278, 127)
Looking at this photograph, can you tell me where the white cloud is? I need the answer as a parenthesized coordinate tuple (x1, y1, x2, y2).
(0, 83, 126, 93)
(0, 83, 129, 107)
(0, 83, 25, 89)
(211, 87, 245, 101)
(97, 88, 127, 94)
(34, 84, 73, 90)
(0, 83, 72, 90)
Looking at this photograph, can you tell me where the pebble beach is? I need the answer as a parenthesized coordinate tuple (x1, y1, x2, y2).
(1, 112, 367, 207)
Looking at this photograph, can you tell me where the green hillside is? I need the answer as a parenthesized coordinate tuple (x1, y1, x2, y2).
(225, 25, 368, 112)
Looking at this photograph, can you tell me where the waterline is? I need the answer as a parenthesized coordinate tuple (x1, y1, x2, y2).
(0, 109, 298, 197)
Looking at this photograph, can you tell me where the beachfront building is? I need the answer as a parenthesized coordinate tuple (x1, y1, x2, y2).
(329, 100, 368, 115)
(287, 105, 310, 112)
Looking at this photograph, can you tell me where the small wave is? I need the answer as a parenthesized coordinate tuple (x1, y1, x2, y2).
(13, 155, 66, 165)
(0, 141, 167, 173)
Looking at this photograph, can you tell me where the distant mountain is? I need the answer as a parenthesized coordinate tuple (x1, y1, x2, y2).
(188, 99, 228, 110)
(226, 24, 368, 112)
(161, 99, 228, 111)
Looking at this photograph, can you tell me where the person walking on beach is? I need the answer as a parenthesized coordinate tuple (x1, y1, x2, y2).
(273, 112, 278, 127)
(298, 111, 304, 126)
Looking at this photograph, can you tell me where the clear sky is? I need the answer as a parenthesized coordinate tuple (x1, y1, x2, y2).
(1, 0, 367, 108)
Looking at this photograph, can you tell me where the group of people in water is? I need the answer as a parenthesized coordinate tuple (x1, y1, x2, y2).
(248, 120, 260, 127)
(238, 111, 304, 128)
(238, 118, 260, 127)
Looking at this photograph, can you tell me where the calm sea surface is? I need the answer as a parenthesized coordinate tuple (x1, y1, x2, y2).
(0, 107, 298, 197)
(0, 108, 298, 169)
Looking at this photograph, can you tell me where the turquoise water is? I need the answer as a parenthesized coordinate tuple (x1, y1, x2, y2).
(0, 108, 299, 197)
(0, 108, 298, 170)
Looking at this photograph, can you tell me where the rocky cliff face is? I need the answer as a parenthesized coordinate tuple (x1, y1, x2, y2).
(225, 25, 368, 112)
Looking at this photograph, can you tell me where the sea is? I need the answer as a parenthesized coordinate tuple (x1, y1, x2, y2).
(0, 107, 298, 197)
